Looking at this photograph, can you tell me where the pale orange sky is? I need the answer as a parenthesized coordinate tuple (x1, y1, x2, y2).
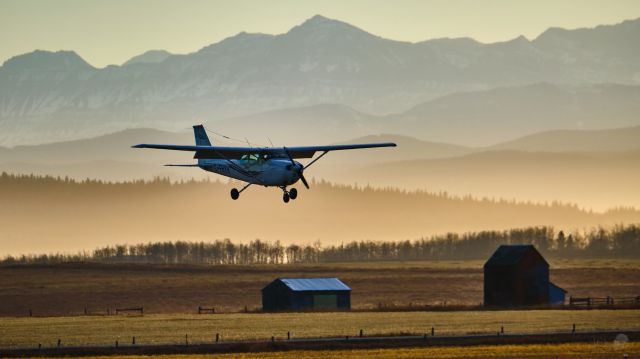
(1, 0, 640, 68)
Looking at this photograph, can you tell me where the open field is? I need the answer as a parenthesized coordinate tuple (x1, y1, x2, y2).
(21, 342, 640, 359)
(0, 259, 638, 316)
(1, 310, 639, 348)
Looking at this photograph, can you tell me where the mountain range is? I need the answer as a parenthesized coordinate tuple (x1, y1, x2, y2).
(1, 15, 640, 146)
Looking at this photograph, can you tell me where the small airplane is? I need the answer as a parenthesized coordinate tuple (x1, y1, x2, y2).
(133, 125, 396, 202)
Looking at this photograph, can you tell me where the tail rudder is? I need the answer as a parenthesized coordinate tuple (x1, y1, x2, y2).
(193, 125, 212, 146)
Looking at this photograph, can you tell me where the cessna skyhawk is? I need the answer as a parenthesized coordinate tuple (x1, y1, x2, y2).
(133, 125, 396, 202)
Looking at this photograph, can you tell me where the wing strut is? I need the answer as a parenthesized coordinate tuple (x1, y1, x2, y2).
(304, 150, 329, 170)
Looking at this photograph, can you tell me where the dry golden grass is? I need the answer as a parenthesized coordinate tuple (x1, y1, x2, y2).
(1, 259, 638, 315)
(1, 310, 639, 348)
(25, 342, 640, 358)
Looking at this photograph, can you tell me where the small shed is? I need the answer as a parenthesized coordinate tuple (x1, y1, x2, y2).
(261, 277, 351, 312)
(548, 282, 567, 306)
(484, 245, 550, 307)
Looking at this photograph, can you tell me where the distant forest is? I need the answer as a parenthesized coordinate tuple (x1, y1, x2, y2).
(2, 172, 640, 263)
(2, 224, 639, 265)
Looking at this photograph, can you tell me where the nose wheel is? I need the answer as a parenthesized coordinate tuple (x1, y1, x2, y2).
(281, 187, 298, 203)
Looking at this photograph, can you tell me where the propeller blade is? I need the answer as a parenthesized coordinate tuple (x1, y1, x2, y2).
(283, 147, 295, 166)
(284, 146, 309, 189)
(300, 172, 310, 189)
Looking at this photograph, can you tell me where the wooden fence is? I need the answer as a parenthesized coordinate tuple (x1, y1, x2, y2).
(569, 296, 640, 307)
(115, 307, 144, 316)
(198, 306, 215, 314)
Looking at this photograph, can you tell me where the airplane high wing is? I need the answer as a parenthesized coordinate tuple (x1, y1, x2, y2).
(133, 125, 397, 202)
(132, 143, 396, 159)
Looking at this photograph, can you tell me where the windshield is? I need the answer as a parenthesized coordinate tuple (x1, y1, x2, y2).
(240, 153, 263, 162)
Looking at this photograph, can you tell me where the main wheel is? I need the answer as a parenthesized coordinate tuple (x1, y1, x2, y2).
(289, 188, 298, 200)
(230, 188, 240, 200)
(282, 192, 290, 203)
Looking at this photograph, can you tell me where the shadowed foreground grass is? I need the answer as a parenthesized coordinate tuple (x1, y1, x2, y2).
(30, 342, 640, 358)
(1, 310, 639, 348)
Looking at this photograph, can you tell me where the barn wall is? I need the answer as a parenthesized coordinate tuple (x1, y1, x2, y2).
(262, 283, 351, 311)
(262, 280, 293, 311)
(484, 246, 550, 307)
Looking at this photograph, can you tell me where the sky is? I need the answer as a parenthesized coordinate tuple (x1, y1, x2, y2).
(1, 0, 640, 68)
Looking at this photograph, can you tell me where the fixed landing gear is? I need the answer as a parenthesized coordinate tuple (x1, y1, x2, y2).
(230, 184, 299, 202)
(230, 183, 252, 200)
(230, 188, 239, 200)
(280, 187, 298, 203)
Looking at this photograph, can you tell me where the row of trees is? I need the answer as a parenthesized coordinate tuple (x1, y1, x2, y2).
(2, 224, 639, 265)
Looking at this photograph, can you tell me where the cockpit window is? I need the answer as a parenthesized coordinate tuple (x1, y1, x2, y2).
(240, 154, 262, 162)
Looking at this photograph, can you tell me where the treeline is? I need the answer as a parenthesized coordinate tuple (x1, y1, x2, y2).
(2, 225, 639, 265)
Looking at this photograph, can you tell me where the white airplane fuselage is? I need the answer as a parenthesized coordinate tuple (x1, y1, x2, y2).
(133, 124, 396, 202)
(198, 158, 303, 187)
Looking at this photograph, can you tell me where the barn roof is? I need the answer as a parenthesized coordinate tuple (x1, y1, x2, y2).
(549, 282, 567, 293)
(274, 278, 351, 291)
(484, 244, 548, 267)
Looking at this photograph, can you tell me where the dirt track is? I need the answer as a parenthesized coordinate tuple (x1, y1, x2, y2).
(2, 330, 638, 358)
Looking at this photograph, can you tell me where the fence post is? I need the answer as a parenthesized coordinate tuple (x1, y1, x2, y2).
(359, 329, 363, 338)
(287, 331, 290, 340)
(501, 326, 504, 334)
(185, 334, 188, 346)
(431, 327, 435, 336)
(271, 336, 274, 343)
(216, 333, 219, 343)
(115, 340, 118, 348)
(572, 323, 576, 333)
(57, 339, 61, 348)
(132, 336, 136, 345)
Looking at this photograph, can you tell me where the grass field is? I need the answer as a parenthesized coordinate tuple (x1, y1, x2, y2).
(1, 310, 639, 348)
(1, 259, 638, 316)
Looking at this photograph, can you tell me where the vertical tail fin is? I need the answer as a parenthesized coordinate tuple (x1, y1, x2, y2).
(193, 125, 212, 146)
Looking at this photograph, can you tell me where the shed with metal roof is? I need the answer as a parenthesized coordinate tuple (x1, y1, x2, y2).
(261, 277, 351, 311)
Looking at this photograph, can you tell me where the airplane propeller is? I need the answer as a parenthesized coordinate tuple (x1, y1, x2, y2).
(283, 147, 310, 189)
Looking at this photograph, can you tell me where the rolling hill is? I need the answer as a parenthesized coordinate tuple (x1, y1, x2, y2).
(488, 125, 640, 152)
(1, 173, 638, 256)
